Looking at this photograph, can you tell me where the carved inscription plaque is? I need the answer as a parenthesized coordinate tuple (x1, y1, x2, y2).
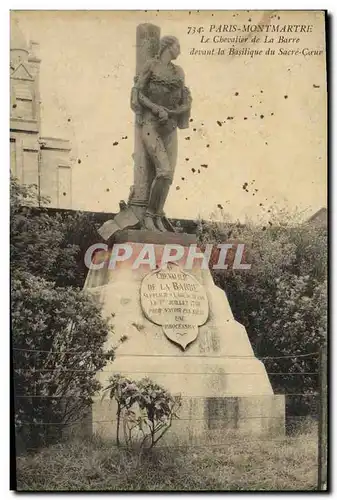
(140, 263, 209, 350)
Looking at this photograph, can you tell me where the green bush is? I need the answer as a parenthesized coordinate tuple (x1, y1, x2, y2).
(10, 176, 100, 288)
(103, 375, 181, 449)
(11, 178, 115, 450)
(197, 213, 327, 408)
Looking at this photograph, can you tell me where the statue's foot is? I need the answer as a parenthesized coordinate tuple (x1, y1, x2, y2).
(143, 214, 160, 232)
(154, 216, 168, 232)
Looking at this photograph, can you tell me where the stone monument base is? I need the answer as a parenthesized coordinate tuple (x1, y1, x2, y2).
(93, 394, 284, 445)
(84, 230, 285, 445)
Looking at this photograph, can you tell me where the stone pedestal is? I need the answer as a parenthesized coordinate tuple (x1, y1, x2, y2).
(84, 230, 285, 444)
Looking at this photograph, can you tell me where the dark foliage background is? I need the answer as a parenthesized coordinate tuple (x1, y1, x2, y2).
(11, 178, 114, 451)
(197, 214, 327, 419)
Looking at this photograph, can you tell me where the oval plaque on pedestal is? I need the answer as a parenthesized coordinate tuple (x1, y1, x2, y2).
(140, 262, 209, 350)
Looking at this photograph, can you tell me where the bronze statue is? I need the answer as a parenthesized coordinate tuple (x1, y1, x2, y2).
(98, 28, 191, 241)
(130, 35, 192, 232)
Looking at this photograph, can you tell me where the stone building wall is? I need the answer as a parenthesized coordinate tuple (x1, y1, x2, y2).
(10, 19, 73, 209)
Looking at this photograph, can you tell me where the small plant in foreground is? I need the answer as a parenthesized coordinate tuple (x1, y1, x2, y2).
(103, 374, 181, 449)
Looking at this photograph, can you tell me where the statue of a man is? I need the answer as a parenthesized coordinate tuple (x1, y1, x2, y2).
(130, 35, 192, 232)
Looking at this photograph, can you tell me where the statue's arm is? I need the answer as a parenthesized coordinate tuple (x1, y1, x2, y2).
(166, 66, 192, 117)
(135, 59, 154, 90)
(138, 91, 162, 115)
(131, 59, 162, 117)
(169, 86, 192, 116)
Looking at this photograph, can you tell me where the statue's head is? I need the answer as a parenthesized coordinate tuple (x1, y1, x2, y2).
(159, 35, 180, 60)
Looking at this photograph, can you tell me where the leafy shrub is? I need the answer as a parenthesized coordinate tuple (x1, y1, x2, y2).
(197, 213, 327, 413)
(103, 375, 181, 449)
(10, 176, 100, 288)
(11, 178, 115, 450)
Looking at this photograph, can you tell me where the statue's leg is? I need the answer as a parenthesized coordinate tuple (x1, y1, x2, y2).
(157, 128, 177, 215)
(151, 128, 178, 232)
(141, 123, 174, 232)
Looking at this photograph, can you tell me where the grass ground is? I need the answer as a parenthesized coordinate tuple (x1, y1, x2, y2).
(16, 426, 318, 491)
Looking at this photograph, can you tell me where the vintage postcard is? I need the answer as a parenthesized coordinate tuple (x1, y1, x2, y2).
(11, 10, 327, 492)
